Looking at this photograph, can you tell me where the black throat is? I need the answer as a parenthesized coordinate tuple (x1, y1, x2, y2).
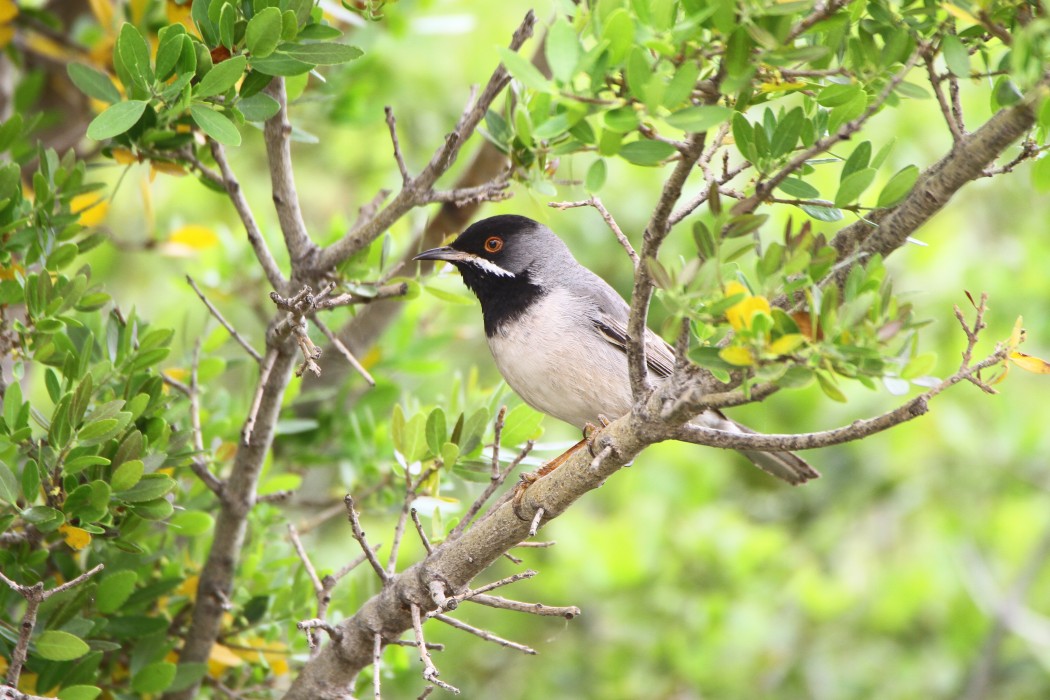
(457, 265, 546, 337)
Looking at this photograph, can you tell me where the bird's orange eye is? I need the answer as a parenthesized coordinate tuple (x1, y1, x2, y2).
(484, 236, 503, 253)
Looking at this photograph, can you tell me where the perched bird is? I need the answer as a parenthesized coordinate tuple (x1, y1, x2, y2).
(415, 214, 818, 485)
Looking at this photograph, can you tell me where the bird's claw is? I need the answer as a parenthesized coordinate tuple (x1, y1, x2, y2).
(584, 415, 611, 458)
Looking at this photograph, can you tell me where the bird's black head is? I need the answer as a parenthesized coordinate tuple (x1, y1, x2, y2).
(414, 215, 568, 335)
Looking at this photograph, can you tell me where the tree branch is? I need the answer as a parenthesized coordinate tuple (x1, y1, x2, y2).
(263, 78, 319, 272)
(208, 141, 286, 292)
(315, 10, 536, 271)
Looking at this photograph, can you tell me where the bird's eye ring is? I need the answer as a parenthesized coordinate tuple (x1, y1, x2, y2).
(484, 236, 503, 253)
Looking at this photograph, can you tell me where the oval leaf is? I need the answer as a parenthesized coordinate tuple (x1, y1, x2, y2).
(619, 139, 676, 166)
(196, 55, 247, 98)
(36, 630, 90, 661)
(190, 104, 241, 146)
(86, 100, 149, 141)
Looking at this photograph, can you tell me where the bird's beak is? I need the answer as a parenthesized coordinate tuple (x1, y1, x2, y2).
(413, 246, 471, 263)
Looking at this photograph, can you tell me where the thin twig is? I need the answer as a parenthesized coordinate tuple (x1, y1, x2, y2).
(528, 508, 545, 538)
(310, 315, 376, 386)
(373, 632, 383, 700)
(411, 604, 460, 694)
(490, 406, 507, 478)
(448, 439, 533, 541)
(242, 349, 277, 445)
(386, 106, 411, 186)
(189, 339, 224, 496)
(344, 495, 389, 583)
(1, 564, 104, 687)
(549, 197, 639, 269)
(784, 0, 848, 43)
(410, 508, 433, 554)
(430, 570, 537, 614)
(924, 49, 965, 143)
(208, 141, 286, 292)
(468, 593, 581, 619)
(187, 276, 262, 362)
(433, 614, 537, 655)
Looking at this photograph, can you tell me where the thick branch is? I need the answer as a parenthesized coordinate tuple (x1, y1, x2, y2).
(166, 346, 297, 700)
(263, 78, 319, 272)
(830, 92, 1040, 268)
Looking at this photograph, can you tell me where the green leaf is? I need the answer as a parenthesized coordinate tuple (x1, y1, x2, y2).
(0, 463, 18, 504)
(800, 203, 843, 221)
(841, 141, 871, 182)
(116, 23, 153, 89)
(249, 53, 314, 76)
(497, 46, 552, 92)
(170, 510, 215, 536)
(777, 177, 819, 199)
(237, 93, 280, 121)
(601, 8, 634, 64)
(546, 18, 580, 83)
(111, 459, 144, 491)
(4, 378, 22, 430)
(664, 105, 733, 133)
(625, 47, 650, 100)
(426, 407, 447, 456)
(834, 167, 876, 207)
(604, 107, 639, 133)
(877, 165, 919, 207)
(155, 25, 186, 80)
(499, 404, 544, 448)
(36, 630, 90, 661)
(195, 55, 247, 98)
(941, 35, 970, 78)
(97, 570, 138, 614)
(280, 42, 364, 65)
(67, 63, 121, 104)
(770, 107, 804, 158)
(132, 662, 177, 694)
(619, 139, 676, 166)
(63, 455, 110, 476)
(816, 372, 847, 402)
(115, 473, 176, 503)
(247, 7, 283, 58)
(901, 351, 937, 380)
(586, 158, 607, 191)
(190, 104, 241, 146)
(1032, 155, 1050, 192)
(86, 100, 149, 141)
(78, 418, 119, 442)
(219, 2, 236, 50)
(895, 81, 930, 100)
(440, 442, 460, 469)
(402, 412, 427, 463)
(57, 686, 102, 700)
(662, 61, 700, 109)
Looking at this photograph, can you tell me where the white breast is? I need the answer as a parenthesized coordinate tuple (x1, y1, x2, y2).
(487, 288, 633, 429)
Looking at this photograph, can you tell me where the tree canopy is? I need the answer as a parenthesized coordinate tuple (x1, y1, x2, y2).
(2, 0, 1050, 698)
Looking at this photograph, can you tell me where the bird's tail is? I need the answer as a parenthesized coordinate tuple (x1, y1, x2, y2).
(695, 411, 820, 485)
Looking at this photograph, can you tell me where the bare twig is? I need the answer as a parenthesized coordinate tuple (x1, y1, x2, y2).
(345, 495, 390, 583)
(448, 425, 533, 541)
(297, 619, 343, 647)
(187, 276, 262, 362)
(433, 613, 537, 655)
(490, 406, 507, 478)
(527, 508, 545, 538)
(411, 604, 460, 694)
(387, 467, 439, 576)
(312, 282, 410, 310)
(242, 348, 277, 445)
(311, 314, 376, 386)
(1, 564, 104, 687)
(411, 508, 434, 554)
(373, 632, 383, 700)
(468, 593, 581, 619)
(188, 339, 224, 496)
(549, 197, 639, 269)
(784, 0, 848, 42)
(386, 106, 411, 186)
(924, 49, 965, 142)
(208, 141, 286, 292)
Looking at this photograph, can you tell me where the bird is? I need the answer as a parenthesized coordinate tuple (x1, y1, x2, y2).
(414, 214, 818, 485)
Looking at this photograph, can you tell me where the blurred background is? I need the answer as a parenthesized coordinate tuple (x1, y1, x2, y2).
(31, 0, 1050, 697)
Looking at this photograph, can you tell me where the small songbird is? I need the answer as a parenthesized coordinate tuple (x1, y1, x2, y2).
(415, 214, 817, 485)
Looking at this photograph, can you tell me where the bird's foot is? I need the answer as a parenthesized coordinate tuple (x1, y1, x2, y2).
(583, 415, 611, 458)
(512, 437, 588, 521)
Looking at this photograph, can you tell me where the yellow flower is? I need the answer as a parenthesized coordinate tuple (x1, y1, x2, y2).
(58, 524, 92, 551)
(70, 193, 109, 227)
(724, 282, 771, 331)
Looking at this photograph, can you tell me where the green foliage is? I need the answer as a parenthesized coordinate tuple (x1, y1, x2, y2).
(4, 0, 1050, 698)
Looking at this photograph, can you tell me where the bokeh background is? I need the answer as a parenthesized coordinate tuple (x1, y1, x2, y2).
(68, 0, 1050, 697)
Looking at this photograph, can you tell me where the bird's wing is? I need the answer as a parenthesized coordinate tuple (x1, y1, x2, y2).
(578, 271, 676, 378)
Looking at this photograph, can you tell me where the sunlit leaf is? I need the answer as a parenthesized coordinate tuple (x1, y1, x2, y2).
(1010, 351, 1050, 374)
